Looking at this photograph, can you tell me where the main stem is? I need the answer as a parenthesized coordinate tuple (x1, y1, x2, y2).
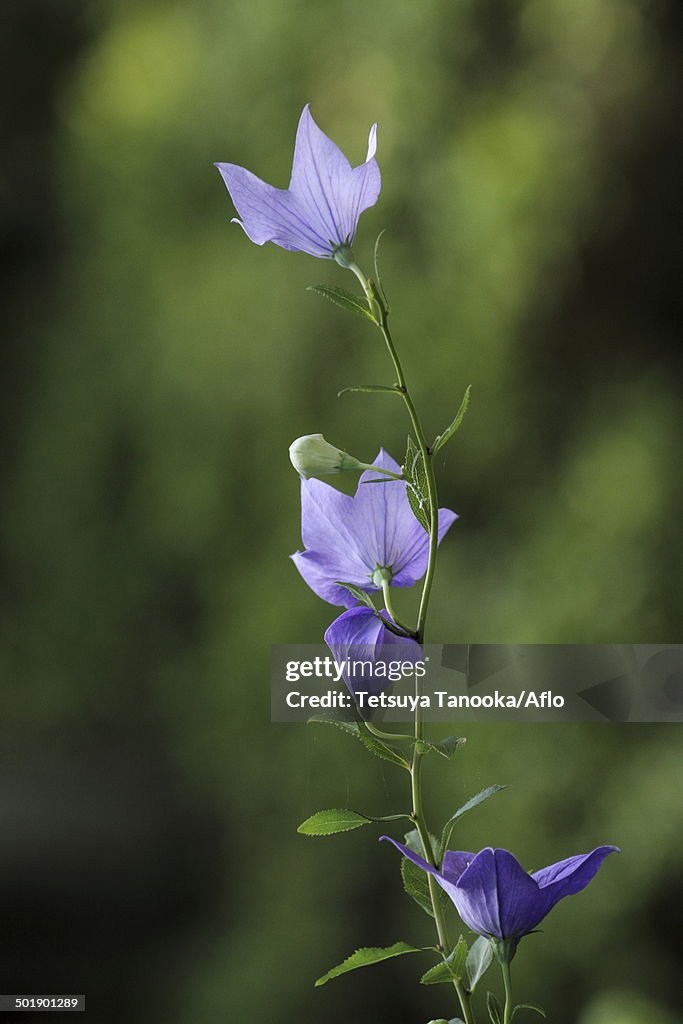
(347, 258, 474, 1024)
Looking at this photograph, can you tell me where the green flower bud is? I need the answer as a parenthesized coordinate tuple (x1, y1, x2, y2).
(289, 434, 365, 479)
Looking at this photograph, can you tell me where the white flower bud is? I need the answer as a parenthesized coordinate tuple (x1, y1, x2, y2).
(289, 434, 365, 479)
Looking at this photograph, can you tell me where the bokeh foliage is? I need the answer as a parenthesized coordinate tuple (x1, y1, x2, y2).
(0, 1, 681, 1022)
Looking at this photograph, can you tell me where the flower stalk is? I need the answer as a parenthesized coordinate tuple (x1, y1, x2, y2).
(501, 959, 514, 1024)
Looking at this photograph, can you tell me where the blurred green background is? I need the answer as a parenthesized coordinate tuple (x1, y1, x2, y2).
(1, 0, 681, 1021)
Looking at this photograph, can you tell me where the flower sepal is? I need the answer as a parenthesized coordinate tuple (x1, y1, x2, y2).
(332, 242, 356, 269)
(491, 936, 520, 966)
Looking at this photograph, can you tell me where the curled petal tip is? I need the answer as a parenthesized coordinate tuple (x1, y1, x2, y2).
(366, 123, 378, 162)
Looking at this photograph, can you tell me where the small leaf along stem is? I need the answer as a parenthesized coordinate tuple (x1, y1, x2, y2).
(341, 249, 475, 1024)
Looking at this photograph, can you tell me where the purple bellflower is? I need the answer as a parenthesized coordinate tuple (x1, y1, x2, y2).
(381, 838, 619, 945)
(291, 450, 457, 608)
(324, 606, 423, 699)
(215, 105, 381, 258)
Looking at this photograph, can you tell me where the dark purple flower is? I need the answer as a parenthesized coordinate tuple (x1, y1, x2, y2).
(325, 606, 423, 698)
(215, 105, 381, 258)
(291, 450, 457, 607)
(380, 838, 619, 941)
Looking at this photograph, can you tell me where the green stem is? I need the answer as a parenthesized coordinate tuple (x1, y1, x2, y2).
(380, 577, 414, 636)
(360, 463, 404, 481)
(502, 960, 513, 1024)
(343, 256, 474, 1024)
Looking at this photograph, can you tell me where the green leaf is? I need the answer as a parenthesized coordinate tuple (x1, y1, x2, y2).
(334, 581, 377, 610)
(357, 726, 411, 769)
(511, 1005, 546, 1020)
(400, 827, 447, 917)
(420, 961, 456, 985)
(466, 936, 494, 993)
(406, 485, 430, 532)
(487, 991, 503, 1024)
(373, 228, 389, 308)
(315, 942, 424, 986)
(420, 937, 468, 985)
(404, 827, 441, 862)
(451, 936, 469, 980)
(337, 383, 400, 397)
(403, 437, 431, 532)
(297, 809, 370, 836)
(433, 385, 472, 453)
(307, 712, 410, 770)
(308, 284, 376, 322)
(441, 785, 508, 853)
(416, 735, 465, 760)
(401, 856, 447, 919)
(426, 1020, 465, 1024)
(308, 710, 361, 737)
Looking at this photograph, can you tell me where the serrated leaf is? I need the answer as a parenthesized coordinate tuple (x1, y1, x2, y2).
(487, 991, 503, 1024)
(335, 581, 377, 610)
(416, 735, 465, 760)
(407, 484, 430, 532)
(308, 284, 376, 322)
(511, 1005, 546, 1020)
(433, 385, 472, 453)
(466, 936, 494, 993)
(308, 711, 361, 738)
(315, 942, 424, 986)
(404, 828, 441, 862)
(451, 936, 469, 979)
(441, 785, 508, 853)
(420, 961, 456, 985)
(403, 437, 431, 532)
(402, 857, 447, 919)
(297, 809, 370, 836)
(357, 726, 411, 769)
(420, 937, 468, 985)
(308, 712, 410, 770)
(338, 383, 399, 397)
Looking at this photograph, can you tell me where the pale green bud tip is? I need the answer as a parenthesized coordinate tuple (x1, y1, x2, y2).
(289, 434, 365, 479)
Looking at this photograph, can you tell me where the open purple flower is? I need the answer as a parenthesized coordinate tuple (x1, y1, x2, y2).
(325, 606, 423, 698)
(215, 105, 381, 258)
(380, 838, 619, 941)
(291, 450, 457, 607)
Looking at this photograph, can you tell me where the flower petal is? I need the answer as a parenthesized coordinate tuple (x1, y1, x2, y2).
(392, 507, 458, 585)
(290, 550, 361, 607)
(289, 105, 380, 248)
(345, 125, 381, 243)
(324, 608, 422, 697)
(441, 850, 476, 885)
(379, 835, 441, 878)
(214, 162, 331, 257)
(379, 837, 473, 908)
(354, 450, 458, 585)
(299, 477, 373, 579)
(455, 848, 543, 939)
(532, 846, 619, 921)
